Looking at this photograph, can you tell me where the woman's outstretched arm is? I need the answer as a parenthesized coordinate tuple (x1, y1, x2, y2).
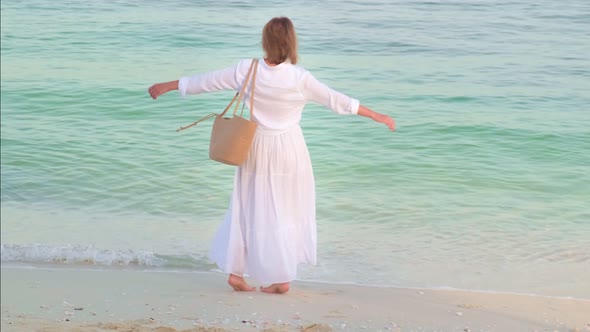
(149, 62, 242, 100)
(300, 72, 395, 131)
(148, 80, 179, 100)
(357, 105, 396, 131)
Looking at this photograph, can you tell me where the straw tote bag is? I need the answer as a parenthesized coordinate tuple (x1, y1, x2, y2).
(177, 59, 259, 166)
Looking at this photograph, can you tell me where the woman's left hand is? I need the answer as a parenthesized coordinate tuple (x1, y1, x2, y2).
(148, 81, 178, 100)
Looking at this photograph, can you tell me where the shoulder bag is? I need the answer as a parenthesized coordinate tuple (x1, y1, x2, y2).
(177, 59, 259, 166)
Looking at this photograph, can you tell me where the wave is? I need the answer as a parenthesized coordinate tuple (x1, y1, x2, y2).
(0, 244, 214, 270)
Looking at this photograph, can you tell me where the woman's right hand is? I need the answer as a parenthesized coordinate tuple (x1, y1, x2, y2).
(148, 81, 178, 100)
(375, 113, 396, 131)
(358, 105, 396, 131)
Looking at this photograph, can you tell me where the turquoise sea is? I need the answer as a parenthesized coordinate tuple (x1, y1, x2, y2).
(1, 0, 589, 298)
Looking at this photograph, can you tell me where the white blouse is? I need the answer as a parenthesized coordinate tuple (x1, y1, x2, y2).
(178, 59, 359, 130)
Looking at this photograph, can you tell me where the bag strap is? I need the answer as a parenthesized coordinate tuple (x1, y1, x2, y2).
(176, 59, 258, 132)
(231, 59, 258, 118)
(176, 112, 216, 132)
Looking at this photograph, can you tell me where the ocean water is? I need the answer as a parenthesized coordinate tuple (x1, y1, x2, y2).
(1, 0, 589, 298)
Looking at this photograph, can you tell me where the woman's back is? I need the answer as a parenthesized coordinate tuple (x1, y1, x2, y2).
(239, 59, 307, 130)
(178, 58, 360, 130)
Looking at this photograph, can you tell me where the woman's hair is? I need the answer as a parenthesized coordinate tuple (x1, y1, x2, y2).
(262, 17, 298, 65)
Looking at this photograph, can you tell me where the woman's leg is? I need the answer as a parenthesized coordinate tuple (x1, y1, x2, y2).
(260, 282, 290, 294)
(228, 274, 255, 291)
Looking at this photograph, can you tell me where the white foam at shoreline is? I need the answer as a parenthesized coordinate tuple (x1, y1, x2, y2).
(0, 243, 167, 267)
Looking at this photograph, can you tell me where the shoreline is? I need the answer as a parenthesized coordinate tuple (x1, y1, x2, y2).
(2, 266, 589, 331)
(3, 263, 588, 302)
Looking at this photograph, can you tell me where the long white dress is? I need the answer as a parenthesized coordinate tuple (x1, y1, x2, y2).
(178, 59, 359, 285)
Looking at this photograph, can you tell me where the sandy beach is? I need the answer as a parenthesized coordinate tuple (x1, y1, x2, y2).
(1, 266, 588, 332)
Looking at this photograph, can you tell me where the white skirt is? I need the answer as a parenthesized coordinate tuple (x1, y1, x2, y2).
(209, 125, 317, 285)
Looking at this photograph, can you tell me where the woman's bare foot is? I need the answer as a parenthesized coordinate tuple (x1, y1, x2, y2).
(227, 274, 255, 291)
(260, 282, 290, 294)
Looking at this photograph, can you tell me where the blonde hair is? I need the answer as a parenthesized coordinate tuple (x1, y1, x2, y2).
(262, 17, 298, 65)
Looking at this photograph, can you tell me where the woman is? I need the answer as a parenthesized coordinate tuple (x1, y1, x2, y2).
(148, 17, 395, 294)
